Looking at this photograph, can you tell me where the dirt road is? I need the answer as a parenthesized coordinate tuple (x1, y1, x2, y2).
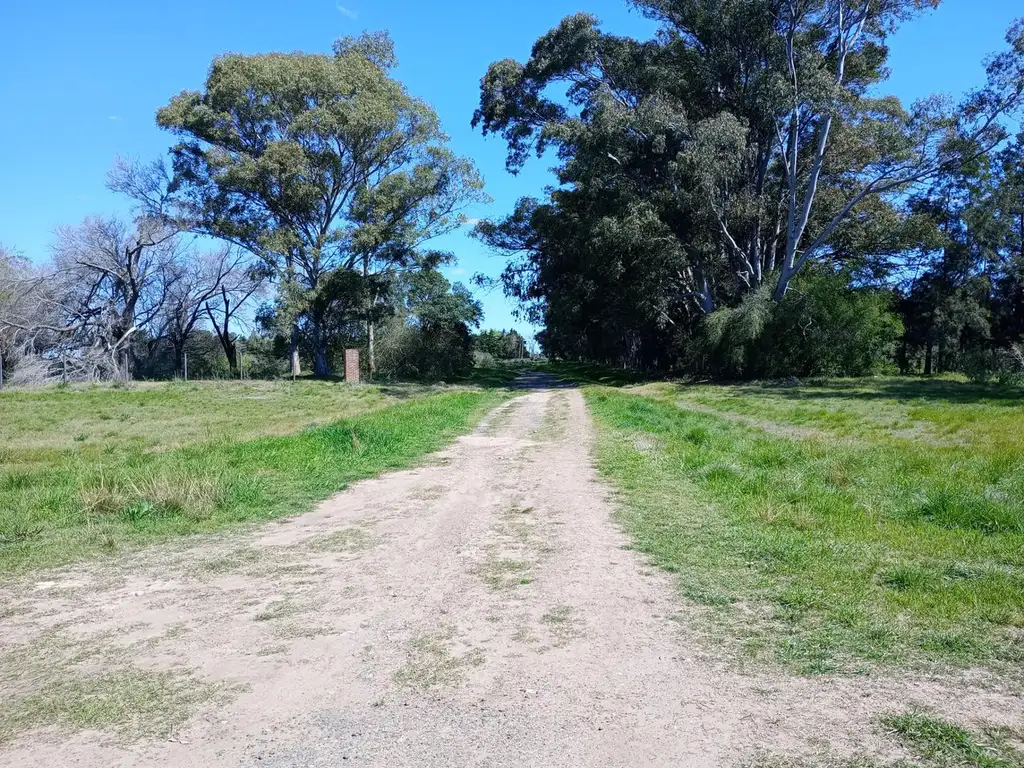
(1, 378, 1020, 766)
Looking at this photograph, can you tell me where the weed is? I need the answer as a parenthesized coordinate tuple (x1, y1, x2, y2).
(393, 629, 484, 689)
(883, 710, 1024, 768)
(304, 527, 374, 554)
(480, 557, 532, 591)
(0, 668, 234, 744)
(256, 644, 289, 657)
(254, 598, 305, 622)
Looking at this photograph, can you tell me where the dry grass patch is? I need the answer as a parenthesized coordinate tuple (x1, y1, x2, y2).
(540, 604, 587, 646)
(0, 667, 235, 745)
(302, 526, 375, 554)
(532, 393, 571, 441)
(393, 628, 484, 689)
(0, 625, 238, 745)
(480, 556, 533, 591)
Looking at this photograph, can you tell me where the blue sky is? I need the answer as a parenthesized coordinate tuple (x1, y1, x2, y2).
(0, 0, 1020, 342)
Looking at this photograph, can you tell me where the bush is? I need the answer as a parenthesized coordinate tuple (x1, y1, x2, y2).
(373, 318, 475, 381)
(1000, 343, 1024, 386)
(240, 336, 287, 380)
(959, 344, 1024, 386)
(693, 271, 903, 379)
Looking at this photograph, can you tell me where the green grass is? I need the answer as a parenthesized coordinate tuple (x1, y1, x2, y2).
(0, 380, 509, 574)
(0, 379, 401, 459)
(748, 711, 1024, 768)
(883, 711, 1024, 768)
(585, 378, 1024, 674)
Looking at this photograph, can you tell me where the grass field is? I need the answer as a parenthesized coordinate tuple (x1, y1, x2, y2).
(584, 377, 1024, 675)
(0, 378, 511, 574)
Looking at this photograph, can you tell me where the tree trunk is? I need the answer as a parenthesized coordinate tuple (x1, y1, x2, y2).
(289, 324, 302, 377)
(311, 317, 329, 377)
(225, 342, 238, 378)
(368, 320, 376, 377)
(364, 256, 376, 377)
(773, 266, 796, 302)
(173, 343, 185, 379)
(924, 340, 934, 376)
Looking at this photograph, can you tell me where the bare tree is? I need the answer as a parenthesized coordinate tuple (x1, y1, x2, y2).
(205, 261, 266, 377)
(160, 246, 254, 376)
(110, 156, 269, 378)
(0, 245, 73, 385)
(43, 216, 181, 379)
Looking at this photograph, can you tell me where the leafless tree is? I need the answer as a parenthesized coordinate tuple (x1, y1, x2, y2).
(160, 246, 256, 376)
(110, 156, 269, 378)
(39, 215, 182, 379)
(2, 157, 271, 386)
(0, 245, 69, 385)
(205, 260, 267, 377)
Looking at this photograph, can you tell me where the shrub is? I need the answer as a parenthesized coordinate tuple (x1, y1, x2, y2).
(374, 317, 475, 381)
(693, 271, 903, 379)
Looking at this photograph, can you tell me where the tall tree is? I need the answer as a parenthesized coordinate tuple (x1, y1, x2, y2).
(475, 3, 1024, 312)
(47, 217, 182, 379)
(157, 32, 486, 376)
(160, 247, 252, 377)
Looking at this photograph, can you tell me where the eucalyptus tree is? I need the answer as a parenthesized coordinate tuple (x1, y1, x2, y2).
(475, 1, 1024, 316)
(157, 32, 486, 376)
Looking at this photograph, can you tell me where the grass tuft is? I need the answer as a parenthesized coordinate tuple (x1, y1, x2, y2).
(883, 711, 1024, 768)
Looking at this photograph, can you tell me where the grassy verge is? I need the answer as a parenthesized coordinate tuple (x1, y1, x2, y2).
(0, 384, 508, 574)
(0, 379, 401, 459)
(751, 710, 1024, 768)
(585, 381, 1024, 675)
(883, 711, 1024, 768)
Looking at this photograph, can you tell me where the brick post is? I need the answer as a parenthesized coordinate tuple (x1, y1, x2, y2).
(344, 348, 360, 383)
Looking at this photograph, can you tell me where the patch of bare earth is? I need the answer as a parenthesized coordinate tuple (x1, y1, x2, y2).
(0, 377, 1019, 767)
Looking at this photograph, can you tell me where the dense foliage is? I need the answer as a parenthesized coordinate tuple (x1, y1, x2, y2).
(0, 35, 487, 384)
(474, 0, 1024, 379)
(474, 329, 530, 361)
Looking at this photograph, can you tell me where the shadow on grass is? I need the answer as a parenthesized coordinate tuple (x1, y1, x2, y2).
(537, 361, 660, 388)
(724, 377, 1024, 407)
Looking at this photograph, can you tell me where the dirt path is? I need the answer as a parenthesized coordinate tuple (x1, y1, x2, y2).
(1, 378, 1020, 767)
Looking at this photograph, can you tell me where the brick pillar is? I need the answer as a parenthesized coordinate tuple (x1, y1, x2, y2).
(344, 348, 360, 383)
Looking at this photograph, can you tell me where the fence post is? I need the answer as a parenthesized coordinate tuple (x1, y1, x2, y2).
(0, 350, 4, 391)
(184, 352, 188, 382)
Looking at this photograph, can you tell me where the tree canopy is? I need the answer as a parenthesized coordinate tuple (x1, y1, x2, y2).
(158, 32, 487, 376)
(474, 0, 1024, 377)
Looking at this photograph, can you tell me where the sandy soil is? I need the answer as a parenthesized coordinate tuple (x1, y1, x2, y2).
(1, 376, 1020, 767)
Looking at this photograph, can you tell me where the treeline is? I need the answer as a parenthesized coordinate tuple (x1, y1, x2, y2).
(0, 33, 485, 386)
(473, 0, 1024, 382)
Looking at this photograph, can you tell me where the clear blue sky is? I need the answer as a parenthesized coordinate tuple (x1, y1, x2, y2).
(0, 0, 1020, 342)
